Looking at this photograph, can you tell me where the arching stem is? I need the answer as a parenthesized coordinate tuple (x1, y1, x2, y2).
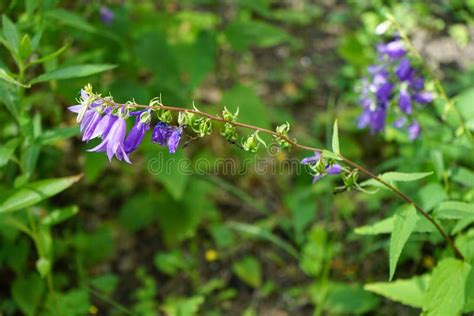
(99, 97, 465, 260)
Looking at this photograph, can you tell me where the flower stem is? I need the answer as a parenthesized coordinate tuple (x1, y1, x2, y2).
(99, 97, 464, 260)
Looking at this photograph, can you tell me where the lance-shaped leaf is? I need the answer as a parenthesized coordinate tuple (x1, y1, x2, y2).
(0, 175, 82, 213)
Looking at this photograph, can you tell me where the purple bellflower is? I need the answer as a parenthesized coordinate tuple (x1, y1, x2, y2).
(152, 122, 183, 153)
(301, 152, 342, 184)
(124, 112, 151, 153)
(357, 36, 434, 140)
(88, 116, 131, 163)
(100, 6, 114, 25)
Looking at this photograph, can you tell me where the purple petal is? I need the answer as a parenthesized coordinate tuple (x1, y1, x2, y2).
(398, 88, 412, 114)
(414, 91, 434, 104)
(379, 40, 406, 59)
(301, 152, 321, 165)
(376, 82, 393, 103)
(152, 122, 172, 146)
(395, 59, 414, 82)
(408, 121, 421, 140)
(68, 105, 83, 113)
(82, 111, 103, 142)
(124, 117, 150, 153)
(167, 127, 182, 153)
(326, 164, 342, 175)
(90, 113, 118, 140)
(393, 117, 407, 128)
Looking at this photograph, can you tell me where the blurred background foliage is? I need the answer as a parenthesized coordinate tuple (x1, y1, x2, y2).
(0, 0, 473, 315)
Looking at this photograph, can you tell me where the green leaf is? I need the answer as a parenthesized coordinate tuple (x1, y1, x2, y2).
(321, 149, 342, 161)
(154, 250, 187, 276)
(30, 64, 116, 84)
(0, 68, 29, 87)
(149, 148, 189, 200)
(0, 138, 19, 167)
(45, 9, 97, 33)
(222, 84, 271, 130)
(227, 221, 299, 259)
(364, 274, 430, 308)
(28, 43, 68, 66)
(452, 167, 474, 188)
(224, 19, 290, 52)
(423, 258, 471, 316)
(163, 296, 205, 316)
(381, 172, 433, 182)
(118, 193, 160, 232)
(2, 15, 19, 54)
(390, 204, 418, 281)
(39, 126, 80, 145)
(434, 201, 474, 219)
(323, 282, 379, 315)
(0, 175, 82, 213)
(41, 205, 79, 226)
(12, 274, 45, 316)
(332, 119, 340, 154)
(355, 215, 434, 235)
(232, 256, 262, 288)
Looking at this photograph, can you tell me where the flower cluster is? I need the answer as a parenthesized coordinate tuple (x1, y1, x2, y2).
(69, 86, 182, 163)
(358, 37, 433, 140)
(301, 152, 342, 183)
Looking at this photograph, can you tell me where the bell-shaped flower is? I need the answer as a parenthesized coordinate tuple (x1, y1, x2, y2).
(301, 152, 342, 184)
(87, 117, 131, 163)
(124, 114, 150, 153)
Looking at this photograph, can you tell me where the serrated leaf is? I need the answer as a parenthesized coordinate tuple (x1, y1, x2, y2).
(423, 258, 471, 316)
(434, 201, 474, 219)
(0, 175, 82, 213)
(390, 204, 418, 281)
(332, 119, 340, 154)
(364, 274, 430, 308)
(30, 64, 116, 84)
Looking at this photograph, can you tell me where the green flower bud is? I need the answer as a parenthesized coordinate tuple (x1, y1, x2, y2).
(221, 123, 238, 142)
(157, 109, 172, 123)
(242, 131, 266, 152)
(140, 110, 152, 124)
(178, 111, 195, 126)
(196, 118, 212, 137)
(222, 107, 239, 122)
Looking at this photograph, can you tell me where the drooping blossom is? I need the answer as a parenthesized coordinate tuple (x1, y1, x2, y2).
(152, 122, 183, 153)
(124, 112, 150, 153)
(88, 116, 131, 163)
(301, 152, 342, 184)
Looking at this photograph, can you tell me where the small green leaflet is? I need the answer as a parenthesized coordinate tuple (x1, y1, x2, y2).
(0, 68, 29, 87)
(30, 64, 116, 84)
(41, 205, 79, 226)
(423, 258, 471, 316)
(390, 204, 418, 281)
(332, 119, 340, 154)
(0, 175, 82, 213)
(365, 274, 430, 308)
